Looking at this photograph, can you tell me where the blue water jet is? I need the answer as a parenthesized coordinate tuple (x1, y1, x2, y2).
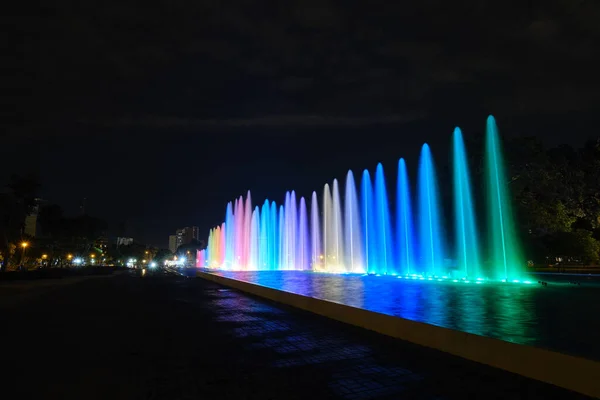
(396, 158, 416, 275)
(375, 163, 394, 274)
(361, 170, 377, 273)
(260, 200, 270, 269)
(278, 205, 285, 269)
(270, 201, 278, 270)
(452, 128, 481, 278)
(418, 144, 445, 276)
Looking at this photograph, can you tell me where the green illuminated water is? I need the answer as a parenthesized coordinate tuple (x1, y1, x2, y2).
(485, 116, 524, 280)
(452, 128, 481, 278)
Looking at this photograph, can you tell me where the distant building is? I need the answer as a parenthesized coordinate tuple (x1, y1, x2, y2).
(168, 235, 178, 254)
(176, 226, 199, 248)
(116, 237, 134, 246)
(24, 214, 37, 237)
(24, 198, 45, 237)
(94, 236, 109, 252)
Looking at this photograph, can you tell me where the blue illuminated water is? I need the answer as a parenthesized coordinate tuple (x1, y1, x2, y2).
(361, 170, 376, 274)
(396, 158, 415, 276)
(212, 270, 600, 361)
(374, 164, 394, 275)
(418, 144, 445, 276)
(453, 128, 481, 278)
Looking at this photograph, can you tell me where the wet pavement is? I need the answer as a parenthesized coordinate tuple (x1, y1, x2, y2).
(0, 274, 591, 399)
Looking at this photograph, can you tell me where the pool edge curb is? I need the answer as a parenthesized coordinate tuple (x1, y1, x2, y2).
(197, 271, 600, 398)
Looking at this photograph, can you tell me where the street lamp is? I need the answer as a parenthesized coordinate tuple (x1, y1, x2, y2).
(21, 242, 28, 265)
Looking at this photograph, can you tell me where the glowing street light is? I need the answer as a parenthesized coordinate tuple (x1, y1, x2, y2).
(90, 254, 95, 258)
(42, 254, 48, 259)
(20, 242, 29, 264)
(67, 254, 73, 260)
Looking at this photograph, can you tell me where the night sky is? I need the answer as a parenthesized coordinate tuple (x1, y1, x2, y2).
(4, 1, 600, 247)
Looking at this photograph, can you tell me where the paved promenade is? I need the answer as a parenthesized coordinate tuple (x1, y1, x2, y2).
(0, 274, 590, 399)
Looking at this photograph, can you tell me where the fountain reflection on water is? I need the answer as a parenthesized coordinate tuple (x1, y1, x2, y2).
(215, 270, 600, 361)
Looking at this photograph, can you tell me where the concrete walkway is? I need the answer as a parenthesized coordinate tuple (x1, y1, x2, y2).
(0, 274, 591, 399)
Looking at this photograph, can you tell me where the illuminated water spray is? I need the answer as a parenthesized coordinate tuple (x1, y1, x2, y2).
(418, 144, 444, 276)
(361, 170, 376, 273)
(396, 158, 415, 275)
(270, 201, 278, 270)
(283, 191, 298, 270)
(219, 223, 226, 266)
(310, 191, 322, 269)
(332, 179, 344, 270)
(453, 128, 481, 278)
(344, 171, 364, 272)
(298, 197, 310, 270)
(260, 200, 270, 269)
(243, 192, 252, 266)
(278, 205, 285, 269)
(196, 249, 205, 269)
(323, 184, 332, 269)
(199, 115, 525, 282)
(249, 207, 259, 270)
(486, 116, 524, 280)
(374, 164, 394, 274)
(225, 202, 234, 268)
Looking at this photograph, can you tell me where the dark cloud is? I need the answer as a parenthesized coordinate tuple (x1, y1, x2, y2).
(4, 0, 600, 246)
(8, 0, 600, 128)
(107, 112, 426, 129)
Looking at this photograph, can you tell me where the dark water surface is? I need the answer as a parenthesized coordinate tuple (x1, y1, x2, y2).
(212, 270, 600, 361)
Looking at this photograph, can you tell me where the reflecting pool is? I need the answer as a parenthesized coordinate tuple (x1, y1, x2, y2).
(211, 270, 600, 361)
